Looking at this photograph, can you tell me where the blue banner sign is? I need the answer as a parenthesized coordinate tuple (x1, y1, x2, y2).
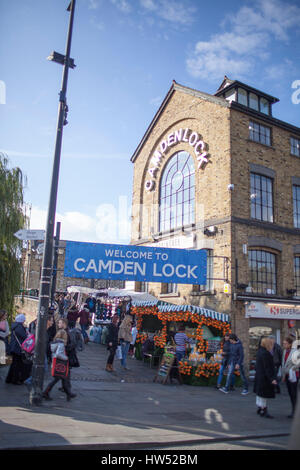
(64, 241, 207, 285)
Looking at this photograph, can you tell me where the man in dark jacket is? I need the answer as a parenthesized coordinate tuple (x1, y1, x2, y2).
(105, 315, 119, 372)
(220, 333, 249, 395)
(271, 339, 283, 393)
(67, 304, 79, 329)
(216, 333, 235, 390)
(78, 305, 90, 344)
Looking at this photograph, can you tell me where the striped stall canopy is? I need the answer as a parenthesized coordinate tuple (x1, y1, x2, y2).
(131, 300, 230, 323)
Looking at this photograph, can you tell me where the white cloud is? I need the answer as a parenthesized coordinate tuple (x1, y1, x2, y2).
(187, 0, 300, 80)
(30, 200, 132, 244)
(140, 0, 196, 25)
(88, 0, 100, 10)
(110, 0, 132, 13)
(90, 16, 105, 31)
(30, 207, 96, 242)
(229, 0, 300, 42)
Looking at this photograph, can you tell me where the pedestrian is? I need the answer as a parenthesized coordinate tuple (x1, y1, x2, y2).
(270, 336, 282, 394)
(78, 304, 90, 344)
(85, 295, 96, 314)
(58, 294, 65, 318)
(254, 337, 277, 419)
(63, 294, 72, 317)
(57, 318, 80, 366)
(219, 333, 249, 395)
(174, 324, 192, 363)
(46, 315, 57, 364)
(216, 332, 235, 390)
(67, 303, 79, 329)
(43, 329, 76, 401)
(105, 314, 119, 372)
(118, 314, 133, 370)
(28, 318, 37, 335)
(0, 309, 10, 365)
(5, 314, 32, 385)
(69, 322, 84, 353)
(24, 315, 55, 388)
(57, 318, 80, 388)
(282, 336, 299, 418)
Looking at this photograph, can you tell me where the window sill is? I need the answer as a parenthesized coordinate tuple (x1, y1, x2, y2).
(159, 293, 180, 298)
(250, 217, 275, 225)
(247, 139, 275, 150)
(153, 224, 196, 239)
(190, 290, 216, 297)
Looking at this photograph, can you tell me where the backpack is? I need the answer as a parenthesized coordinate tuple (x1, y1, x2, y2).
(21, 334, 35, 354)
(69, 327, 84, 352)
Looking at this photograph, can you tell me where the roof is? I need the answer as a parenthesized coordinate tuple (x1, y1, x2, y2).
(130, 77, 299, 164)
(130, 80, 229, 163)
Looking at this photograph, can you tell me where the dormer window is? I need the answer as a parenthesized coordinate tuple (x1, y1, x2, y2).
(249, 93, 259, 111)
(224, 88, 236, 102)
(237, 88, 247, 106)
(215, 77, 278, 117)
(260, 98, 269, 115)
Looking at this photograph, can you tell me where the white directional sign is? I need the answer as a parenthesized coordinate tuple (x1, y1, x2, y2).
(14, 229, 45, 241)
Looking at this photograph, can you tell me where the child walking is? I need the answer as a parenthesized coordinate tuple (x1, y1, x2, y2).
(43, 329, 76, 401)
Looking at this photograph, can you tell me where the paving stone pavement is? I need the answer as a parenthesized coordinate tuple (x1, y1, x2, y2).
(0, 341, 295, 450)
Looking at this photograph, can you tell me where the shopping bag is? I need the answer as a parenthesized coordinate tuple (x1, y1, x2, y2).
(116, 345, 123, 360)
(51, 357, 69, 378)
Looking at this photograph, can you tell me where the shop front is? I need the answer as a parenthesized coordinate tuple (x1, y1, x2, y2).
(246, 300, 300, 363)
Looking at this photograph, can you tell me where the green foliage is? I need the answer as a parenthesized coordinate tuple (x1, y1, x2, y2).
(181, 368, 243, 387)
(0, 153, 27, 321)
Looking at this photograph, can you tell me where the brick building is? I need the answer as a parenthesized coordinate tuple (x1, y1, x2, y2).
(130, 76, 300, 365)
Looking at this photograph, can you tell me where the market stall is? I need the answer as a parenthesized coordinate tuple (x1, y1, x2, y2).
(131, 301, 235, 386)
(66, 286, 158, 345)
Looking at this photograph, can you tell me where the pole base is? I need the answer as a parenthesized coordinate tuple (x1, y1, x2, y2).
(29, 387, 43, 406)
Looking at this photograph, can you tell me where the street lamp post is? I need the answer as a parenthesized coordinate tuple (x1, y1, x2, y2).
(30, 0, 76, 405)
(50, 221, 61, 305)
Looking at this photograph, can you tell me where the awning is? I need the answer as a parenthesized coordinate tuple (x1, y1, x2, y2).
(67, 286, 103, 295)
(106, 288, 158, 303)
(67, 285, 158, 303)
(132, 299, 230, 323)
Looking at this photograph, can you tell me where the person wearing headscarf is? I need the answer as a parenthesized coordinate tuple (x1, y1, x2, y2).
(6, 314, 32, 385)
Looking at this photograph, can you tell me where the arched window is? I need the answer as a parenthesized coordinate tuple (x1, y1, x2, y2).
(159, 151, 195, 232)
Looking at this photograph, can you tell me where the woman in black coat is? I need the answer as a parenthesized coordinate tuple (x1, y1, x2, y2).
(254, 337, 277, 418)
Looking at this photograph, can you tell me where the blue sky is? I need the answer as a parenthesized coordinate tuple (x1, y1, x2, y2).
(0, 0, 300, 244)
